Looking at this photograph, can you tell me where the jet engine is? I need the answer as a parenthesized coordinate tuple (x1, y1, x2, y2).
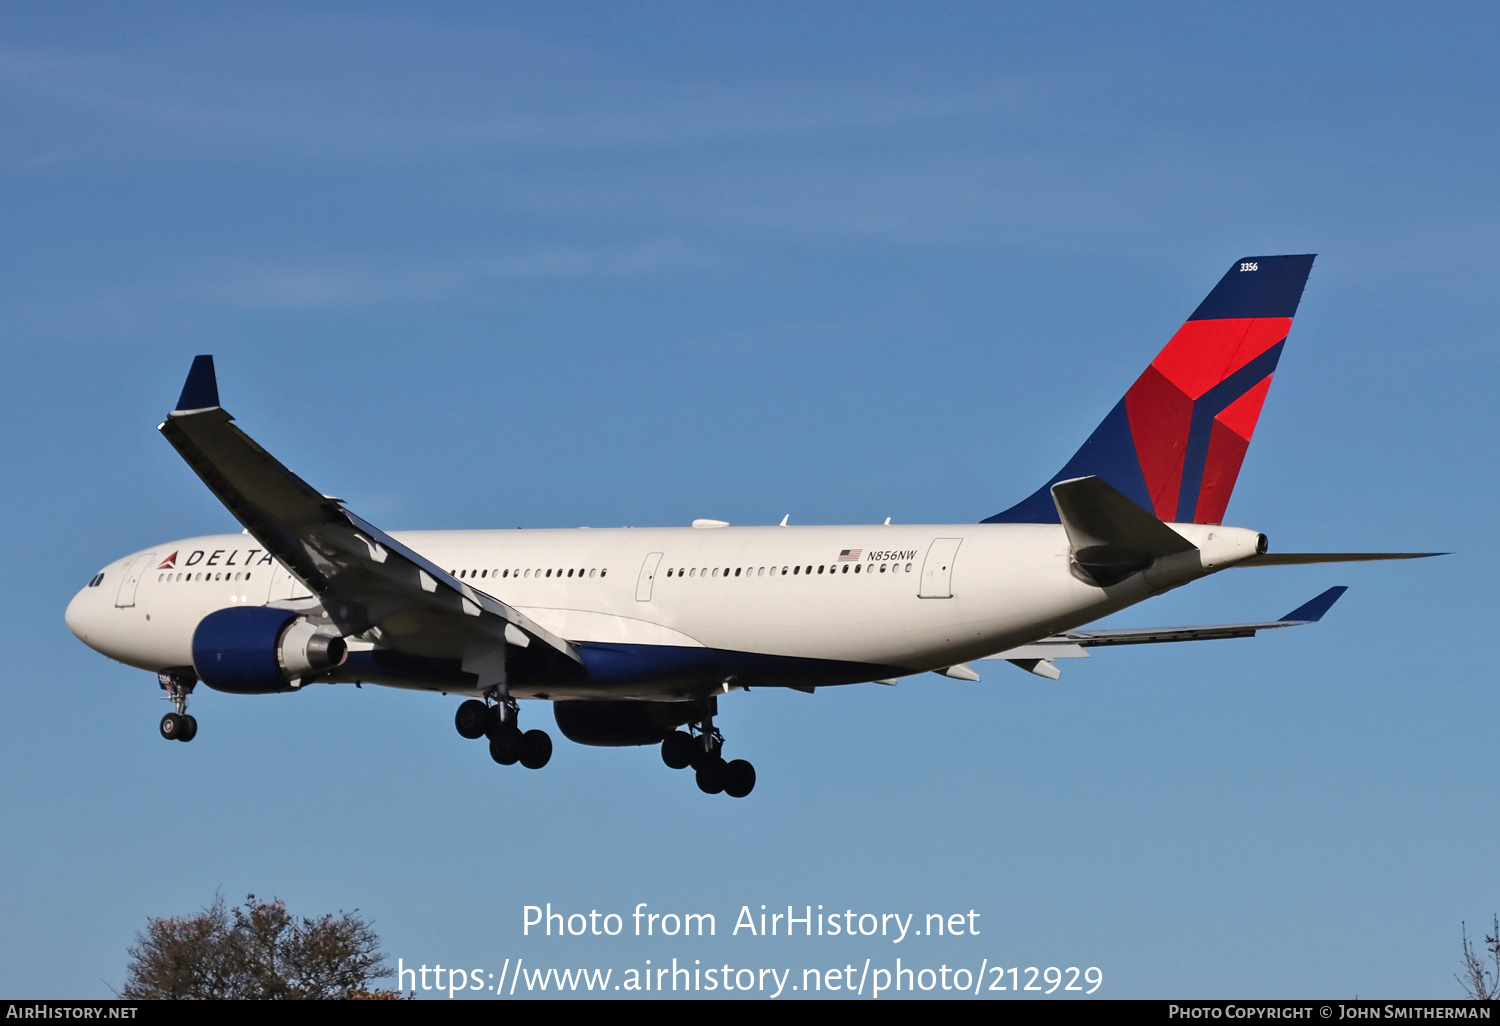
(191, 606, 346, 694)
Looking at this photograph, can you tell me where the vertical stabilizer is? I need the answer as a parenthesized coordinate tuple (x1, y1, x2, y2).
(985, 255, 1315, 525)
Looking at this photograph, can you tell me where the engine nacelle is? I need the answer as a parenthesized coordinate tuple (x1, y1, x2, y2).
(552, 700, 698, 747)
(191, 606, 346, 694)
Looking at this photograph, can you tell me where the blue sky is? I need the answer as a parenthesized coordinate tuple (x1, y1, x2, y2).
(2, 2, 1495, 999)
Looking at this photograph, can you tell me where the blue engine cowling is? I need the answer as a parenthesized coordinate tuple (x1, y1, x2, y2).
(191, 606, 344, 694)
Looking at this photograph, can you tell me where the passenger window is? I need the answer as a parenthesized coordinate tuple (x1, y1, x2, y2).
(600, 569, 607, 578)
(245, 573, 252, 580)
(905, 562, 912, 572)
(757, 567, 764, 576)
(589, 569, 596, 578)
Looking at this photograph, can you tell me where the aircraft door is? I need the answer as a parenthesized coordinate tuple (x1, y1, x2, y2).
(635, 552, 664, 602)
(114, 553, 157, 608)
(918, 538, 962, 599)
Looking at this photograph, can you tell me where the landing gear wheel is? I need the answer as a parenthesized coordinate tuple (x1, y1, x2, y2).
(178, 715, 198, 743)
(695, 757, 728, 794)
(160, 713, 186, 741)
(661, 731, 695, 770)
(489, 728, 522, 766)
(455, 700, 492, 740)
(723, 759, 755, 798)
(519, 730, 552, 770)
(688, 740, 721, 771)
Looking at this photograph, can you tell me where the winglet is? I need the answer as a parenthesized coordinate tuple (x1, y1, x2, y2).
(174, 355, 220, 412)
(1280, 585, 1347, 623)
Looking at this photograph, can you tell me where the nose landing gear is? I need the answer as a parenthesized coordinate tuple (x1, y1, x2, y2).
(157, 670, 198, 742)
(661, 715, 755, 798)
(455, 697, 552, 770)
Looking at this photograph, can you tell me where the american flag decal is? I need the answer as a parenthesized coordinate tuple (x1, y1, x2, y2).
(838, 549, 862, 562)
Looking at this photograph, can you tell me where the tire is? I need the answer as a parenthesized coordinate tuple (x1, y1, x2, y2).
(519, 730, 553, 770)
(661, 731, 695, 770)
(455, 700, 491, 740)
(178, 715, 198, 743)
(695, 757, 728, 795)
(688, 740, 720, 771)
(489, 728, 521, 766)
(723, 759, 755, 798)
(159, 713, 185, 741)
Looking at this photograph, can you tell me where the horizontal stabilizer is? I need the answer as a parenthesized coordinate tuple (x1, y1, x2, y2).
(1236, 552, 1444, 567)
(979, 586, 1349, 676)
(1051, 475, 1196, 586)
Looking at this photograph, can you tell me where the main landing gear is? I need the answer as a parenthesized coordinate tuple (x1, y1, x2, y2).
(661, 720, 755, 798)
(455, 698, 551, 770)
(157, 671, 198, 743)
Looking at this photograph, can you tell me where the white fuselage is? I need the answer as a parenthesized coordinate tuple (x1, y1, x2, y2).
(65, 521, 1265, 700)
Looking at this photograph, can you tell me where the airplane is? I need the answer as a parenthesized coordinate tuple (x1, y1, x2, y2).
(65, 254, 1437, 798)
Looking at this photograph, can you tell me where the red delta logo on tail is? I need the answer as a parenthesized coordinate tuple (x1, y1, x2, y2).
(985, 254, 1315, 526)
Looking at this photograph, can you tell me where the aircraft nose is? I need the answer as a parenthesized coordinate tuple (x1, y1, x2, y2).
(65, 586, 94, 644)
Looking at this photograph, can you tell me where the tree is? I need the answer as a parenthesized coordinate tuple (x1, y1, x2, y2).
(122, 894, 396, 999)
(1458, 915, 1500, 1000)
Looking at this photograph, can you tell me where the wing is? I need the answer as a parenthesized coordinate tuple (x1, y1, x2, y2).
(158, 356, 581, 683)
(976, 586, 1348, 679)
